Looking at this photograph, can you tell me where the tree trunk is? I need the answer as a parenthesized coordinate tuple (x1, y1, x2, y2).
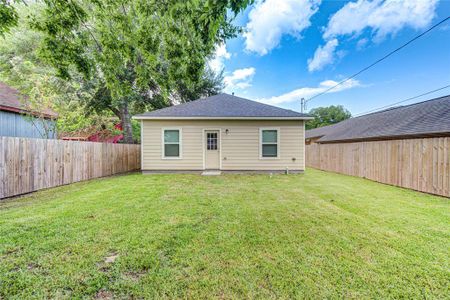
(119, 103, 133, 144)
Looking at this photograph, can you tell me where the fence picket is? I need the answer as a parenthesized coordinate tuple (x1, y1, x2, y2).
(306, 137, 450, 198)
(0, 137, 140, 199)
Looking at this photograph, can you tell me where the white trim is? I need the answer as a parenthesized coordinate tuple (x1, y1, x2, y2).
(259, 127, 280, 159)
(219, 129, 222, 170)
(202, 128, 222, 170)
(140, 120, 144, 170)
(161, 127, 183, 159)
(202, 130, 205, 170)
(133, 116, 313, 120)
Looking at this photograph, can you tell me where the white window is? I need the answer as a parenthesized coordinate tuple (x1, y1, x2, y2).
(260, 129, 279, 158)
(163, 129, 181, 158)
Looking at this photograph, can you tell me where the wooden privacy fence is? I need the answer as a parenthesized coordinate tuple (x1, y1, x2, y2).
(306, 137, 450, 198)
(0, 137, 140, 199)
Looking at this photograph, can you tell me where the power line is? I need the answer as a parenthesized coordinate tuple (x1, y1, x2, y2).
(353, 84, 450, 117)
(305, 16, 450, 104)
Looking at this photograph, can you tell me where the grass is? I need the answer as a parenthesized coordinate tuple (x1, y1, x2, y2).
(0, 169, 448, 299)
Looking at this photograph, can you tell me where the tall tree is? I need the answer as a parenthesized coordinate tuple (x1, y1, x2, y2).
(0, 3, 116, 138)
(306, 105, 352, 130)
(0, 0, 18, 36)
(16, 0, 251, 143)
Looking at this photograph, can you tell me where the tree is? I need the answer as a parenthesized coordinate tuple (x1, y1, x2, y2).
(16, 0, 252, 143)
(177, 67, 225, 103)
(306, 105, 352, 130)
(0, 3, 117, 138)
(0, 0, 18, 37)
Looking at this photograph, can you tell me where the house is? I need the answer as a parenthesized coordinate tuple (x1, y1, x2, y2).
(134, 93, 313, 173)
(306, 94, 450, 144)
(0, 82, 58, 139)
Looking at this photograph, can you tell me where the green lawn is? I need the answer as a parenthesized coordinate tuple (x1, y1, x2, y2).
(0, 169, 448, 299)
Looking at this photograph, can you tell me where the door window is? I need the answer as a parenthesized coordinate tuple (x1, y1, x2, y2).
(207, 132, 218, 150)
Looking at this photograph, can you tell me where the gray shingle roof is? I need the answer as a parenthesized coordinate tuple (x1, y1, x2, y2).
(305, 124, 336, 139)
(134, 93, 312, 119)
(306, 95, 450, 143)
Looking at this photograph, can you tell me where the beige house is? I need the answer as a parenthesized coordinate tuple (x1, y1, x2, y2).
(134, 94, 312, 173)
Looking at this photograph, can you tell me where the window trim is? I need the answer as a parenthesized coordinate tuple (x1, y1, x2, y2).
(259, 128, 280, 159)
(141, 120, 144, 169)
(161, 128, 182, 159)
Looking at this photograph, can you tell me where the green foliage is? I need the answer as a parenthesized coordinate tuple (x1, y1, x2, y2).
(0, 4, 115, 137)
(306, 105, 352, 130)
(1, 1, 248, 143)
(0, 170, 448, 298)
(19, 0, 251, 143)
(177, 66, 225, 103)
(0, 0, 18, 37)
(131, 119, 141, 143)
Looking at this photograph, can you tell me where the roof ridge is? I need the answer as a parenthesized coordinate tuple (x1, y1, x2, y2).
(354, 93, 450, 119)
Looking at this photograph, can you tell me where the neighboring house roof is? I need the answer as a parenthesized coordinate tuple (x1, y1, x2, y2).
(0, 82, 58, 118)
(306, 94, 450, 143)
(134, 93, 313, 120)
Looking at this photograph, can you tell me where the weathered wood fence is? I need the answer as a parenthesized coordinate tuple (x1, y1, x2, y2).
(1, 137, 140, 199)
(306, 137, 450, 197)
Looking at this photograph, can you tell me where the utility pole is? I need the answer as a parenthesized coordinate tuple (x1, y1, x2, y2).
(301, 98, 306, 113)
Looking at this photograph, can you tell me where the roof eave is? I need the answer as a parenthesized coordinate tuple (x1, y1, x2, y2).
(0, 105, 58, 119)
(133, 116, 314, 120)
(305, 134, 326, 140)
(317, 131, 450, 144)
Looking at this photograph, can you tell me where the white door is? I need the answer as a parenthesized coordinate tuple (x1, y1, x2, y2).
(205, 130, 220, 169)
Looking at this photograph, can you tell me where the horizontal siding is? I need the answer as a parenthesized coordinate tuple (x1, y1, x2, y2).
(0, 110, 56, 139)
(142, 120, 305, 171)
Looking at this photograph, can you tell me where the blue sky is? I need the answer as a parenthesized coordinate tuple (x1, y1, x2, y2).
(209, 0, 450, 115)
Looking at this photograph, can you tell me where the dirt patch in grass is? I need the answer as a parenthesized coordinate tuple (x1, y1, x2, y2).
(104, 253, 119, 264)
(123, 270, 147, 282)
(95, 289, 114, 300)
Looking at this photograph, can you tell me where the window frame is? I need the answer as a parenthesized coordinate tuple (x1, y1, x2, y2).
(161, 128, 182, 159)
(259, 128, 280, 159)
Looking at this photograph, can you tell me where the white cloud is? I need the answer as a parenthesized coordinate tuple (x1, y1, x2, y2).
(244, 0, 321, 55)
(308, 0, 439, 71)
(324, 0, 438, 41)
(259, 78, 360, 105)
(356, 38, 368, 50)
(208, 43, 231, 73)
(307, 39, 338, 72)
(224, 67, 256, 92)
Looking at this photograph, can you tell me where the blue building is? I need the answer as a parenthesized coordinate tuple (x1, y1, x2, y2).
(0, 82, 57, 139)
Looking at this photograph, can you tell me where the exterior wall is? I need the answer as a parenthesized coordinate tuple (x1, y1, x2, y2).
(141, 120, 305, 171)
(0, 110, 56, 139)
